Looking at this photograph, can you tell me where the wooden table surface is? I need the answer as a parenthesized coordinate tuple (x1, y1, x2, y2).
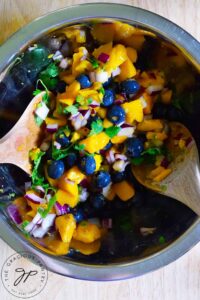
(1, 0, 200, 299)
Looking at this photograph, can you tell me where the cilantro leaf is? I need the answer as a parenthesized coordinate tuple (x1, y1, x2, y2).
(31, 151, 45, 186)
(39, 63, 59, 90)
(45, 63, 59, 77)
(142, 147, 162, 156)
(75, 95, 85, 105)
(99, 87, 105, 95)
(89, 57, 99, 69)
(74, 144, 85, 151)
(52, 144, 73, 160)
(63, 105, 78, 115)
(131, 157, 144, 166)
(105, 126, 120, 138)
(89, 119, 103, 136)
(33, 89, 42, 96)
(38, 195, 57, 218)
(34, 115, 43, 126)
(21, 220, 30, 238)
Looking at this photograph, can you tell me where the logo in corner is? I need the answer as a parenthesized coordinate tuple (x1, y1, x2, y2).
(1, 251, 48, 298)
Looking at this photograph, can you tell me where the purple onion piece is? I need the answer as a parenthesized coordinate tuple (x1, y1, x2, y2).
(160, 157, 170, 168)
(54, 202, 70, 216)
(98, 52, 110, 63)
(7, 204, 22, 225)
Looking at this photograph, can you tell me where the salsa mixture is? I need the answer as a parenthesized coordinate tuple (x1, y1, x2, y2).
(6, 21, 196, 256)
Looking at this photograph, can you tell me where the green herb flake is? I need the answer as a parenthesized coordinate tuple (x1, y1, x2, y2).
(99, 87, 105, 95)
(21, 220, 30, 238)
(142, 147, 162, 156)
(89, 57, 99, 69)
(38, 195, 57, 218)
(52, 144, 73, 160)
(39, 63, 59, 89)
(74, 144, 85, 151)
(87, 98, 93, 104)
(105, 126, 120, 138)
(131, 157, 144, 166)
(30, 150, 45, 186)
(63, 105, 78, 115)
(34, 115, 43, 126)
(33, 89, 42, 96)
(89, 119, 103, 136)
(158, 235, 166, 244)
(75, 95, 85, 105)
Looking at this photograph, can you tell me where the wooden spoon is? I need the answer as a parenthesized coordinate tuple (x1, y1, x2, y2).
(132, 122, 200, 216)
(0, 92, 47, 175)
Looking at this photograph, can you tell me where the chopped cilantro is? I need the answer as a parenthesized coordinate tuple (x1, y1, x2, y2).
(75, 95, 85, 105)
(89, 119, 103, 136)
(63, 105, 78, 115)
(21, 220, 30, 238)
(74, 144, 85, 151)
(31, 150, 45, 186)
(33, 89, 42, 96)
(131, 157, 144, 166)
(38, 195, 56, 218)
(52, 144, 73, 160)
(89, 57, 99, 69)
(87, 98, 93, 104)
(158, 235, 166, 244)
(142, 147, 162, 156)
(105, 126, 120, 138)
(39, 63, 59, 90)
(99, 87, 105, 95)
(44, 63, 59, 77)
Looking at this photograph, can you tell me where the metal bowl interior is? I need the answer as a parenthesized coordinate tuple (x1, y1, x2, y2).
(0, 3, 200, 280)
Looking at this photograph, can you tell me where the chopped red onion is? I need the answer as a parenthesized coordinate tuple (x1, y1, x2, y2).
(102, 183, 112, 198)
(112, 67, 121, 77)
(79, 188, 89, 202)
(54, 202, 70, 216)
(7, 204, 22, 225)
(79, 178, 90, 188)
(46, 124, 58, 133)
(115, 99, 124, 105)
(115, 154, 127, 161)
(41, 214, 56, 230)
(112, 160, 129, 172)
(121, 123, 133, 128)
(160, 157, 170, 168)
(32, 226, 48, 238)
(35, 102, 49, 120)
(24, 192, 45, 204)
(118, 127, 135, 137)
(59, 58, 69, 69)
(89, 100, 100, 108)
(98, 52, 110, 63)
(186, 137, 193, 147)
(35, 185, 45, 194)
(106, 150, 115, 164)
(102, 218, 112, 229)
(53, 141, 61, 149)
(53, 50, 63, 61)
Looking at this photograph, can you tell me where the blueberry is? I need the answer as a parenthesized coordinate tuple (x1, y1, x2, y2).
(71, 207, 85, 223)
(107, 105, 125, 125)
(78, 156, 96, 175)
(121, 79, 140, 95)
(101, 89, 115, 107)
(91, 194, 105, 210)
(95, 171, 111, 188)
(111, 171, 126, 183)
(76, 74, 92, 89)
(56, 134, 70, 147)
(66, 153, 77, 168)
(103, 77, 112, 88)
(125, 138, 144, 158)
(56, 80, 67, 93)
(104, 141, 112, 150)
(47, 160, 65, 179)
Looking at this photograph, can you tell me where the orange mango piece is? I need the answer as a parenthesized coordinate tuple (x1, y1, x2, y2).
(105, 44, 127, 73)
(97, 107, 107, 119)
(122, 35, 145, 50)
(65, 80, 81, 98)
(92, 23, 116, 43)
(103, 118, 113, 128)
(58, 178, 78, 197)
(73, 221, 101, 243)
(44, 236, 69, 255)
(45, 117, 66, 126)
(142, 93, 153, 115)
(70, 239, 101, 255)
(137, 119, 163, 131)
(114, 22, 136, 41)
(55, 214, 76, 243)
(121, 99, 143, 124)
(55, 189, 79, 208)
(113, 181, 135, 201)
(80, 132, 110, 154)
(118, 59, 136, 81)
(93, 42, 113, 58)
(126, 47, 137, 62)
(111, 136, 127, 144)
(65, 166, 85, 184)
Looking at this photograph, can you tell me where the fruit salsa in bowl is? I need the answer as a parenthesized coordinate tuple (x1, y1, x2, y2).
(0, 3, 200, 280)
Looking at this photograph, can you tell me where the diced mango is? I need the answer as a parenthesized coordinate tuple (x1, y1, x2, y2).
(55, 189, 79, 208)
(97, 108, 107, 119)
(148, 167, 172, 182)
(148, 166, 165, 178)
(80, 132, 110, 153)
(113, 181, 135, 201)
(114, 22, 136, 41)
(70, 239, 101, 255)
(121, 99, 143, 124)
(73, 221, 101, 243)
(118, 58, 136, 81)
(65, 166, 85, 184)
(44, 236, 69, 255)
(94, 154, 102, 171)
(105, 44, 127, 73)
(58, 178, 78, 196)
(45, 117, 66, 126)
(92, 23, 116, 43)
(55, 214, 76, 243)
(65, 80, 81, 98)
(93, 42, 113, 58)
(103, 118, 113, 128)
(126, 47, 137, 62)
(146, 131, 168, 141)
(71, 132, 81, 142)
(122, 35, 145, 50)
(137, 119, 163, 131)
(142, 93, 153, 115)
(27, 199, 40, 212)
(62, 74, 75, 84)
(111, 136, 127, 144)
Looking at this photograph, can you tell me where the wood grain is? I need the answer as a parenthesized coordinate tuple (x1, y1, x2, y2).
(1, 1, 200, 300)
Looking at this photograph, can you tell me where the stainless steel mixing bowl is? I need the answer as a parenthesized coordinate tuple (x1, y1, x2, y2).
(0, 3, 200, 280)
